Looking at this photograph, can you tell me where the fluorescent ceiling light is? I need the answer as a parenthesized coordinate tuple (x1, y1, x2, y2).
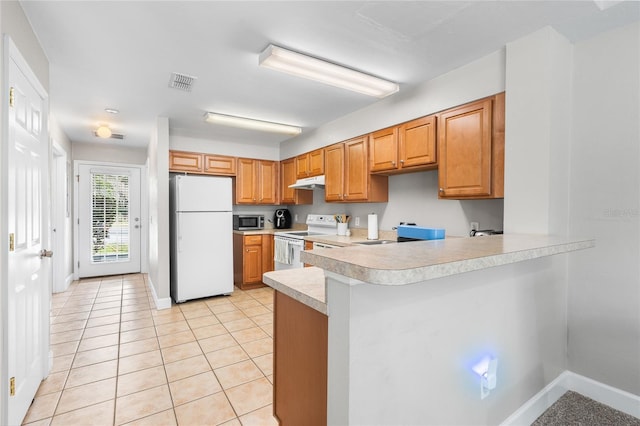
(259, 44, 399, 98)
(204, 112, 302, 136)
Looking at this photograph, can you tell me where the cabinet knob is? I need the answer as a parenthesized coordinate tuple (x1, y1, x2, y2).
(439, 188, 444, 193)
(392, 161, 396, 166)
(400, 159, 405, 163)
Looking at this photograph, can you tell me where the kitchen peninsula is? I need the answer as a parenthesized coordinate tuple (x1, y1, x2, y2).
(263, 234, 595, 425)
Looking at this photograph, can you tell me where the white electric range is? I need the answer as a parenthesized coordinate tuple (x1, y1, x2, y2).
(273, 214, 338, 270)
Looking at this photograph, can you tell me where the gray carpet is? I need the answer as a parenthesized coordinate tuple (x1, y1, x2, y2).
(532, 391, 640, 425)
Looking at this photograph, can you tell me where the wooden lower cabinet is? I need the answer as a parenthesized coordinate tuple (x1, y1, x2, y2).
(233, 233, 273, 290)
(274, 291, 327, 425)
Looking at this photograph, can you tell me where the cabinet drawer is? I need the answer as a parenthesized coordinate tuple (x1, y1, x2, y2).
(244, 235, 263, 246)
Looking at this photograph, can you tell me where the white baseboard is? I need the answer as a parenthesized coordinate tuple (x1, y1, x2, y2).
(501, 370, 640, 425)
(65, 273, 74, 289)
(146, 275, 172, 310)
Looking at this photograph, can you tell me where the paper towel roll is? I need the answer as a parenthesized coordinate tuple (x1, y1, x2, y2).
(367, 213, 379, 240)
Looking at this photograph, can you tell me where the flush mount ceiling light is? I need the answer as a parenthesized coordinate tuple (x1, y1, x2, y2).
(259, 44, 399, 98)
(104, 107, 119, 114)
(204, 112, 302, 136)
(95, 125, 112, 138)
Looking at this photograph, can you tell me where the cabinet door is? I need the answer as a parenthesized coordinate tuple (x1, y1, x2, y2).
(281, 158, 312, 206)
(308, 149, 325, 176)
(262, 234, 274, 274)
(204, 154, 236, 176)
(274, 292, 327, 426)
(324, 143, 344, 202)
(280, 158, 296, 204)
(344, 136, 369, 201)
(244, 245, 262, 283)
(369, 127, 398, 172)
(438, 99, 493, 198)
(400, 116, 436, 168)
(236, 158, 257, 204)
(296, 154, 310, 179)
(257, 160, 278, 204)
(169, 151, 203, 173)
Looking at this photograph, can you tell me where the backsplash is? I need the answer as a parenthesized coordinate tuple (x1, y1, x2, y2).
(289, 171, 504, 237)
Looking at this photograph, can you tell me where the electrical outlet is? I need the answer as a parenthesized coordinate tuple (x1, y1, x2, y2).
(355, 216, 360, 227)
(470, 222, 479, 231)
(294, 214, 299, 222)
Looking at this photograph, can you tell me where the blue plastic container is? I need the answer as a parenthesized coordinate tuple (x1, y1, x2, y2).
(397, 225, 445, 240)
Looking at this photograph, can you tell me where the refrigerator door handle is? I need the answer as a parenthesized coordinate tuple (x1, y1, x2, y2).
(177, 215, 182, 253)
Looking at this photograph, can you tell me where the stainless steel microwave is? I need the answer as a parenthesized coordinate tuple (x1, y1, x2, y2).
(233, 214, 264, 230)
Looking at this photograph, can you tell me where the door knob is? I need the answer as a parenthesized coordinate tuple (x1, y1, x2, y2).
(40, 249, 53, 258)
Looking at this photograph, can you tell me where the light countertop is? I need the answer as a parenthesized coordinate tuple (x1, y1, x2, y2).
(301, 234, 595, 286)
(263, 234, 595, 313)
(262, 267, 327, 314)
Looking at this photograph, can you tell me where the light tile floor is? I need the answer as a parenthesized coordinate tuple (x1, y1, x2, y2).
(23, 274, 279, 426)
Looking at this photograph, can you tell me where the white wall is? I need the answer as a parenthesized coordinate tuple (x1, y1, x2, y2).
(504, 27, 573, 235)
(327, 257, 569, 425)
(72, 142, 148, 165)
(50, 116, 74, 290)
(170, 132, 279, 161)
(147, 118, 171, 304)
(567, 21, 640, 395)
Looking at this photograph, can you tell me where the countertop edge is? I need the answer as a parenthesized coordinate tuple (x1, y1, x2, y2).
(262, 267, 327, 315)
(301, 235, 596, 285)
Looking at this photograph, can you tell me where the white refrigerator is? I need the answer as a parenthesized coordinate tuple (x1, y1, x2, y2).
(170, 175, 234, 302)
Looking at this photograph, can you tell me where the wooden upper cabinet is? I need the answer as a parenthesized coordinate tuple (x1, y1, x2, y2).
(324, 137, 388, 203)
(369, 127, 398, 172)
(437, 93, 504, 199)
(257, 160, 278, 204)
(369, 116, 437, 174)
(235, 158, 257, 204)
(169, 150, 238, 176)
(281, 158, 313, 205)
(203, 154, 236, 176)
(169, 150, 203, 173)
(324, 143, 345, 202)
(400, 115, 437, 169)
(296, 149, 325, 179)
(235, 158, 279, 205)
(344, 136, 369, 201)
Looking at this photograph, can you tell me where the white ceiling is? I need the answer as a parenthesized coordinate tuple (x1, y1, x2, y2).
(20, 1, 640, 149)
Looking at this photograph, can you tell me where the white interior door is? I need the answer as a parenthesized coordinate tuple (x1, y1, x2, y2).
(3, 37, 51, 426)
(77, 164, 141, 278)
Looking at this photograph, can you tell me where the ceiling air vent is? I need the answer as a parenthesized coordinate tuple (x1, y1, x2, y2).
(169, 72, 197, 91)
(93, 131, 125, 140)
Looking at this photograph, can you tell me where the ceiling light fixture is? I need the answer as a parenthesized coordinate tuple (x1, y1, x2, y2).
(259, 44, 399, 98)
(95, 125, 112, 138)
(104, 108, 119, 114)
(203, 112, 302, 136)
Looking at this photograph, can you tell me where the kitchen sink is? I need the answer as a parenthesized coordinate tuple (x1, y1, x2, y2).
(354, 240, 396, 245)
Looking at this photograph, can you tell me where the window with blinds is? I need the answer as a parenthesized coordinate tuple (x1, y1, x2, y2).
(91, 171, 129, 263)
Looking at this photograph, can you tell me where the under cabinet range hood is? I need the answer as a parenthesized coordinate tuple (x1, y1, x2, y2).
(289, 175, 325, 190)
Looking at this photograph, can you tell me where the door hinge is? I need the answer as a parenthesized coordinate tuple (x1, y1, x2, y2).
(9, 87, 15, 108)
(76, 175, 79, 182)
(77, 261, 80, 269)
(9, 233, 14, 252)
(10, 377, 15, 396)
